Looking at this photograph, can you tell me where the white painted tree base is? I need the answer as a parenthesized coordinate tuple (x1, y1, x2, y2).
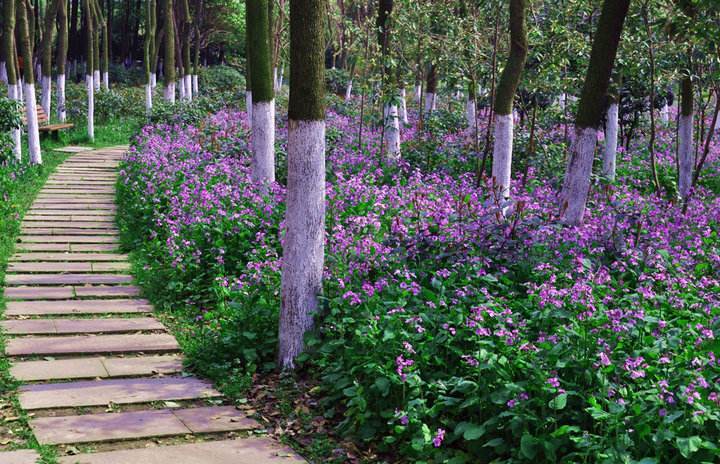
(384, 104, 401, 159)
(466, 99, 476, 129)
(8, 83, 22, 160)
(41, 75, 52, 116)
(251, 100, 276, 185)
(399, 88, 408, 125)
(491, 113, 513, 201)
(151, 73, 157, 88)
(24, 83, 42, 164)
(94, 70, 100, 91)
(245, 91, 253, 125)
(678, 114, 694, 198)
(57, 74, 66, 122)
(560, 126, 599, 225)
(603, 103, 619, 181)
(414, 84, 422, 103)
(345, 80, 353, 101)
(164, 82, 176, 103)
(279, 119, 326, 370)
(103, 71, 109, 90)
(86, 75, 95, 141)
(193, 75, 199, 95)
(145, 84, 153, 114)
(0, 61, 6, 84)
(424, 92, 436, 113)
(185, 75, 192, 101)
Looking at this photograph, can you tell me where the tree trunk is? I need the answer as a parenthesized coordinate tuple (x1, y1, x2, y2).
(466, 79, 476, 128)
(424, 64, 436, 113)
(560, 0, 630, 225)
(56, 0, 68, 121)
(378, 0, 399, 159)
(18, 0, 42, 164)
(279, 0, 326, 370)
(40, 0, 58, 116)
(247, 0, 275, 184)
(491, 0, 527, 202)
(163, 0, 175, 102)
(144, 0, 155, 113)
(4, 0, 22, 160)
(678, 75, 693, 198)
(602, 98, 619, 180)
(83, 0, 95, 140)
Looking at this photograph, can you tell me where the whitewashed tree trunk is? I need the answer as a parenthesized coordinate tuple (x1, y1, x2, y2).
(660, 105, 669, 123)
(414, 84, 421, 103)
(399, 88, 408, 124)
(279, 120, 326, 369)
(192, 74, 199, 94)
(164, 82, 176, 103)
(41, 75, 52, 116)
(185, 75, 192, 100)
(0, 62, 7, 84)
(24, 82, 42, 164)
(57, 74, 66, 122)
(8, 84, 22, 160)
(251, 100, 276, 184)
(278, 66, 284, 89)
(151, 72, 157, 88)
(384, 103, 401, 159)
(344, 80, 353, 101)
(245, 91, 253, 125)
(145, 83, 153, 114)
(93, 70, 100, 91)
(18, 78, 24, 99)
(678, 114, 694, 198)
(491, 113, 513, 200)
(86, 74, 94, 141)
(273, 67, 278, 90)
(178, 77, 186, 100)
(560, 127, 599, 224)
(424, 92, 436, 113)
(102, 71, 109, 90)
(602, 102, 619, 180)
(466, 98, 476, 128)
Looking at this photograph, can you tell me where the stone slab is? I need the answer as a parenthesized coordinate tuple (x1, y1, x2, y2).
(53, 146, 95, 153)
(5, 299, 152, 316)
(18, 235, 119, 243)
(7, 262, 92, 273)
(19, 377, 219, 410)
(12, 357, 109, 381)
(3, 286, 75, 300)
(101, 355, 184, 377)
(5, 333, 179, 356)
(30, 409, 189, 445)
(11, 355, 183, 381)
(0, 449, 40, 464)
(70, 244, 120, 252)
(21, 222, 116, 229)
(73, 285, 141, 298)
(58, 438, 306, 464)
(173, 406, 259, 433)
(12, 253, 127, 262)
(1, 317, 164, 335)
(5, 274, 132, 286)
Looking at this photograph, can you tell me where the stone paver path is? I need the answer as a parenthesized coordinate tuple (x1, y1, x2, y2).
(1, 147, 304, 463)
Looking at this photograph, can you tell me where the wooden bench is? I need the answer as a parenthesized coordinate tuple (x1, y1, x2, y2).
(21, 105, 74, 139)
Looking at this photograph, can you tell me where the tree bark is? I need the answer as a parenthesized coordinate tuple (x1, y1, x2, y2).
(247, 0, 275, 184)
(678, 75, 693, 198)
(18, 0, 42, 164)
(491, 0, 527, 202)
(279, 0, 326, 370)
(163, 0, 175, 101)
(559, 0, 630, 225)
(4, 0, 22, 160)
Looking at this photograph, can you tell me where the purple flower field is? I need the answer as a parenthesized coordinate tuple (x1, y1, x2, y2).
(118, 104, 720, 462)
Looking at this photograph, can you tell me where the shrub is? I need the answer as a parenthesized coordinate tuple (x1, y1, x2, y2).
(0, 97, 22, 163)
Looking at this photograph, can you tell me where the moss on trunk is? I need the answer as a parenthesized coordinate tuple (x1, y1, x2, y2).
(3, 0, 17, 85)
(288, 0, 324, 121)
(493, 0, 527, 116)
(575, 0, 631, 129)
(247, 0, 273, 102)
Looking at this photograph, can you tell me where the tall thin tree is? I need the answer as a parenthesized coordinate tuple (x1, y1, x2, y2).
(491, 0, 527, 203)
(40, 0, 58, 116)
(247, 0, 275, 184)
(17, 0, 42, 164)
(163, 0, 175, 102)
(559, 0, 631, 224)
(4, 0, 22, 160)
(56, 0, 68, 121)
(83, 0, 95, 140)
(278, 0, 326, 370)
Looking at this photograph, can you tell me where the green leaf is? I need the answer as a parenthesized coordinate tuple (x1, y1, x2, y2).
(676, 436, 702, 458)
(549, 393, 568, 410)
(521, 433, 538, 459)
(461, 423, 486, 441)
